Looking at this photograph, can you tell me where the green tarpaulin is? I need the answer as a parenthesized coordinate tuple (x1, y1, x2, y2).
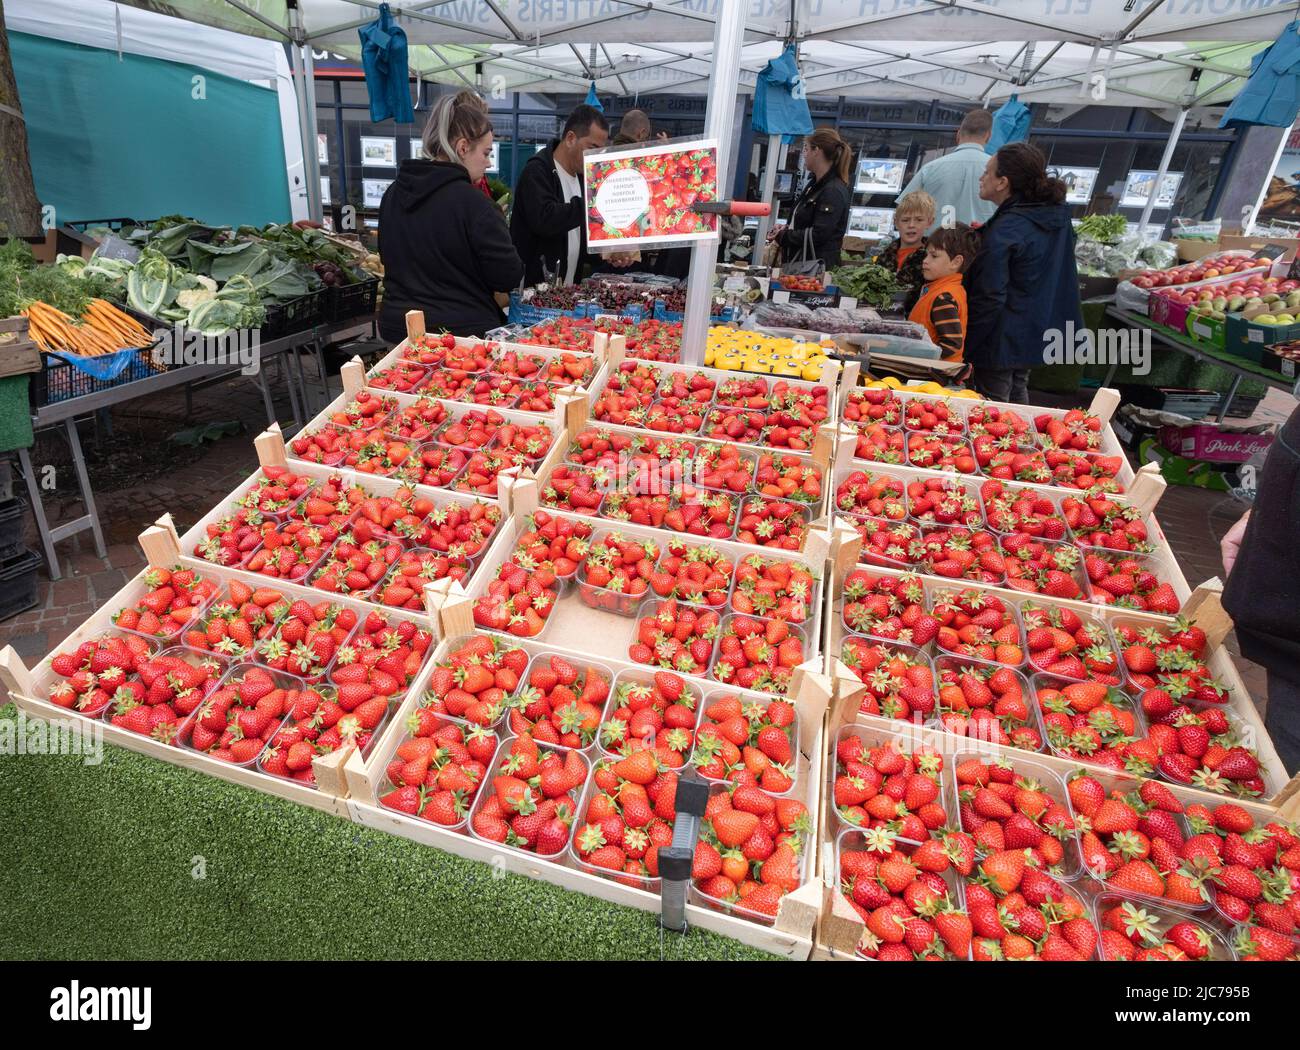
(10, 32, 290, 228)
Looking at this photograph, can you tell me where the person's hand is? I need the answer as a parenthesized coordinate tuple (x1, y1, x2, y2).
(656, 130, 669, 141)
(1221, 509, 1250, 576)
(767, 223, 786, 243)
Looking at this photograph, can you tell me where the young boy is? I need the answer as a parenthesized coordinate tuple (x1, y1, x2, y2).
(873, 191, 934, 311)
(908, 224, 979, 362)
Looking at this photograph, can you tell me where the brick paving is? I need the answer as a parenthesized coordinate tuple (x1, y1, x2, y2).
(0, 367, 1275, 715)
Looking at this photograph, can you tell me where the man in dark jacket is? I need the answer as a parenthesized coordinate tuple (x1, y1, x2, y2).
(378, 158, 522, 340)
(963, 196, 1083, 404)
(510, 104, 609, 286)
(1222, 404, 1300, 774)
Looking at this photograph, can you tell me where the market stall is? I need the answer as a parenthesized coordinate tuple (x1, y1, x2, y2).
(0, 217, 385, 579)
(5, 0, 1300, 972)
(1, 300, 1296, 963)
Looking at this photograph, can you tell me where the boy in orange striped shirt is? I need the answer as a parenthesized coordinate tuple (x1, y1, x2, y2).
(909, 224, 979, 362)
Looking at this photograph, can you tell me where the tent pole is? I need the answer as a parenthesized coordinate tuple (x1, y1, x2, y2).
(1137, 106, 1187, 235)
(287, 3, 322, 224)
(680, 0, 747, 366)
(755, 133, 782, 249)
(302, 43, 324, 224)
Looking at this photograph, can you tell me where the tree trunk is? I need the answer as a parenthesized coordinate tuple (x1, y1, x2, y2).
(0, 0, 42, 239)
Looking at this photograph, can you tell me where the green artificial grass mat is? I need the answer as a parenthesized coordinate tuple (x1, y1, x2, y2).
(0, 705, 776, 961)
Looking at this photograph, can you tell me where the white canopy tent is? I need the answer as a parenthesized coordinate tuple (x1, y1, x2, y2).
(99, 0, 1280, 224)
(107, 0, 1279, 107)
(33, 0, 1287, 354)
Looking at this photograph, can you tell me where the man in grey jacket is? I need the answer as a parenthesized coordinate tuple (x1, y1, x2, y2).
(900, 110, 997, 233)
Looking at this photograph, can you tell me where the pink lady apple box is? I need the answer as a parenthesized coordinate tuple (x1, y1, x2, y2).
(1158, 424, 1274, 463)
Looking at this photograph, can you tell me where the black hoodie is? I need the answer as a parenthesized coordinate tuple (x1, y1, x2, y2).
(378, 159, 523, 341)
(510, 143, 588, 286)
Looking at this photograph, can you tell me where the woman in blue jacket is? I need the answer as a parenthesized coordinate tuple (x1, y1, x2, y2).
(964, 143, 1083, 404)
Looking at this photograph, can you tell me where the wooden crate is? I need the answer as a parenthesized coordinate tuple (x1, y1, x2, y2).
(583, 356, 840, 446)
(807, 708, 1291, 960)
(827, 449, 1191, 622)
(364, 331, 609, 404)
(341, 623, 833, 957)
(821, 567, 1289, 800)
(176, 455, 507, 596)
(460, 501, 830, 682)
(0, 315, 41, 379)
(835, 375, 1129, 461)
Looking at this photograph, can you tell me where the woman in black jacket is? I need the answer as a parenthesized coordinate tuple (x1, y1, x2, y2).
(963, 143, 1083, 404)
(771, 128, 852, 271)
(378, 91, 523, 341)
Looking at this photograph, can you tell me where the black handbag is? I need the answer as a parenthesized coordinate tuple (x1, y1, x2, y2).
(781, 228, 825, 279)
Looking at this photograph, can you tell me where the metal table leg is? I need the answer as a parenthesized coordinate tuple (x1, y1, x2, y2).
(254, 367, 277, 427)
(310, 338, 329, 414)
(18, 445, 61, 580)
(1215, 373, 1243, 423)
(287, 342, 312, 422)
(65, 419, 107, 559)
(278, 351, 303, 430)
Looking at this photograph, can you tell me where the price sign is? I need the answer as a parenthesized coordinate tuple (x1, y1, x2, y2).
(582, 138, 719, 250)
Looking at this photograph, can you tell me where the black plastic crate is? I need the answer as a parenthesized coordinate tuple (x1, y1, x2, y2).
(29, 347, 166, 408)
(261, 289, 327, 340)
(64, 217, 152, 234)
(55, 218, 154, 257)
(0, 548, 41, 622)
(325, 277, 380, 322)
(1223, 395, 1263, 419)
(0, 496, 27, 560)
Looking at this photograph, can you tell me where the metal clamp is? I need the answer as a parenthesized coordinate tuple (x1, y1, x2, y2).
(658, 776, 711, 933)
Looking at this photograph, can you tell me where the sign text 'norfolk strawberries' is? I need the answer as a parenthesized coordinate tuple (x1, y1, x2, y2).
(582, 138, 720, 250)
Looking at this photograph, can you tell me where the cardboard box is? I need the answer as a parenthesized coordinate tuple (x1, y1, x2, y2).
(1185, 312, 1225, 349)
(1174, 238, 1220, 263)
(1223, 302, 1300, 362)
(1148, 289, 1196, 331)
(769, 287, 841, 308)
(1218, 227, 1299, 260)
(1158, 423, 1274, 463)
(1260, 346, 1300, 382)
(866, 355, 965, 383)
